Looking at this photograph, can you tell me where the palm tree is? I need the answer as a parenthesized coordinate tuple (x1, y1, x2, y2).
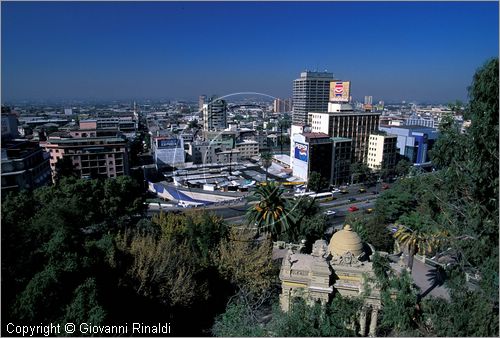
(260, 152, 273, 182)
(246, 182, 294, 240)
(393, 225, 441, 272)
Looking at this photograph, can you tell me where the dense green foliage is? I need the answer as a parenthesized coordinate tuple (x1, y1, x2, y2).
(213, 296, 364, 337)
(307, 171, 328, 192)
(2, 176, 144, 329)
(370, 58, 499, 336)
(278, 196, 328, 250)
(1, 177, 239, 335)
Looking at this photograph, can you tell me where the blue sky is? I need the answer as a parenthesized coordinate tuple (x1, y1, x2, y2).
(1, 1, 498, 103)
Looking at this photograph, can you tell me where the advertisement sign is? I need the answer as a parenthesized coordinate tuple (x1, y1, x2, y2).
(157, 138, 181, 149)
(329, 81, 350, 102)
(294, 143, 308, 162)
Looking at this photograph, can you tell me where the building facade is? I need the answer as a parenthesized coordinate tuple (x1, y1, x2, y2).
(203, 99, 228, 131)
(1, 140, 51, 193)
(308, 111, 380, 163)
(235, 140, 259, 159)
(199, 95, 207, 112)
(331, 137, 352, 186)
(42, 135, 130, 180)
(292, 71, 334, 126)
(273, 98, 293, 113)
(379, 126, 438, 164)
(292, 132, 333, 183)
(152, 136, 185, 168)
(366, 134, 398, 171)
(1, 112, 19, 140)
(279, 224, 383, 336)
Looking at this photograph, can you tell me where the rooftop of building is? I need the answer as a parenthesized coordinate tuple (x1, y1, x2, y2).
(236, 139, 259, 144)
(328, 224, 364, 257)
(1, 140, 43, 160)
(298, 71, 334, 79)
(331, 137, 352, 142)
(45, 136, 126, 144)
(381, 124, 436, 130)
(302, 132, 330, 139)
(309, 110, 382, 116)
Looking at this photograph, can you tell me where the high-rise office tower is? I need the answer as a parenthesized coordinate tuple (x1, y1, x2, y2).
(292, 71, 334, 125)
(364, 96, 373, 112)
(199, 95, 207, 112)
(273, 98, 293, 113)
(203, 98, 228, 131)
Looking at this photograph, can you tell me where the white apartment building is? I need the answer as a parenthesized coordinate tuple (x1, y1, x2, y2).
(366, 134, 398, 170)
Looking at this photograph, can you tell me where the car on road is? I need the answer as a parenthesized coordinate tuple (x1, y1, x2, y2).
(382, 184, 390, 190)
(348, 206, 359, 212)
(340, 189, 349, 194)
(324, 210, 337, 216)
(332, 188, 341, 193)
(358, 187, 367, 193)
(365, 208, 374, 213)
(348, 197, 357, 202)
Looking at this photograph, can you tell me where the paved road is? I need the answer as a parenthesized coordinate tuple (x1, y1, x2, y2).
(397, 251, 451, 300)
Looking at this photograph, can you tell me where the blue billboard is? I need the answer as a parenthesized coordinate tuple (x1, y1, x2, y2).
(157, 138, 181, 149)
(294, 143, 308, 162)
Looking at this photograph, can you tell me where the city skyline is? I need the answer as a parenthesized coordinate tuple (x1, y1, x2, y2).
(1, 1, 498, 103)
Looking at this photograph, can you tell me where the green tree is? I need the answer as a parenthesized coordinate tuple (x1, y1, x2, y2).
(212, 301, 265, 337)
(214, 228, 274, 295)
(307, 171, 328, 192)
(421, 275, 499, 336)
(349, 213, 394, 252)
(378, 271, 420, 336)
(395, 158, 412, 177)
(393, 212, 442, 272)
(188, 118, 200, 129)
(260, 152, 273, 181)
(279, 196, 327, 249)
(270, 296, 363, 337)
(115, 229, 205, 307)
(246, 183, 294, 240)
(151, 210, 228, 268)
(350, 162, 371, 184)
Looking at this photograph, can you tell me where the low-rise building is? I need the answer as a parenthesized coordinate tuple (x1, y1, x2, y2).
(1, 111, 19, 140)
(1, 140, 51, 193)
(379, 125, 438, 164)
(152, 135, 185, 168)
(279, 224, 383, 336)
(235, 139, 259, 159)
(41, 134, 130, 180)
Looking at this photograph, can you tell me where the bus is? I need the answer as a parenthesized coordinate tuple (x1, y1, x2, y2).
(293, 191, 315, 198)
(309, 192, 335, 202)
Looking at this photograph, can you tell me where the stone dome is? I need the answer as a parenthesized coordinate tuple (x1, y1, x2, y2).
(328, 224, 364, 257)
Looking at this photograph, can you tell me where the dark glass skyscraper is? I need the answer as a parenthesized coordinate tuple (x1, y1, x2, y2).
(292, 71, 333, 125)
